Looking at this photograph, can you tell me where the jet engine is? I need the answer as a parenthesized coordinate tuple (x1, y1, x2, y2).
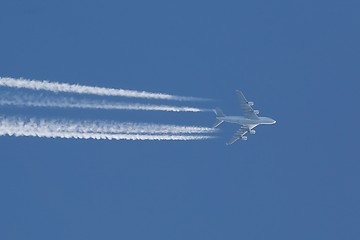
(249, 130, 256, 134)
(241, 136, 248, 140)
(253, 110, 260, 114)
(247, 101, 254, 106)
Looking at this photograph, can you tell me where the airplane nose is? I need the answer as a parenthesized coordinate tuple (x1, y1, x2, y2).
(273, 120, 276, 124)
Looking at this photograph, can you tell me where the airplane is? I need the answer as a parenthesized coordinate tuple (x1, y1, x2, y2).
(213, 90, 276, 145)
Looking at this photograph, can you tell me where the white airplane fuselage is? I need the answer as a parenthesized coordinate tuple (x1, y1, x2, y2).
(216, 116, 276, 127)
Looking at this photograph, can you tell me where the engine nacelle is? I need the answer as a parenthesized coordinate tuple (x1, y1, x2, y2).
(249, 130, 256, 134)
(247, 101, 254, 106)
(241, 136, 248, 141)
(253, 110, 260, 115)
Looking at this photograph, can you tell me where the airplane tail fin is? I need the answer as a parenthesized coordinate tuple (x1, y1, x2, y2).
(212, 108, 225, 128)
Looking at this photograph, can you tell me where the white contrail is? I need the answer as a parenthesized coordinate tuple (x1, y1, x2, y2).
(0, 77, 207, 101)
(0, 118, 217, 134)
(0, 129, 211, 141)
(53, 121, 216, 135)
(0, 116, 216, 141)
(0, 94, 208, 112)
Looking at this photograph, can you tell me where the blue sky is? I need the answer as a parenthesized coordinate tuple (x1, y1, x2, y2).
(1, 0, 359, 239)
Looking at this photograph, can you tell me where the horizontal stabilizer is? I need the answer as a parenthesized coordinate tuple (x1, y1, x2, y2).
(213, 119, 224, 128)
(213, 107, 225, 117)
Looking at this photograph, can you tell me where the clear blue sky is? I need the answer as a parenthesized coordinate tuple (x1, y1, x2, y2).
(1, 0, 359, 239)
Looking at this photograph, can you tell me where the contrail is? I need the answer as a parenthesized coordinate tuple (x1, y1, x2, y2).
(0, 116, 216, 141)
(0, 129, 211, 141)
(0, 118, 217, 134)
(0, 93, 209, 112)
(0, 77, 207, 101)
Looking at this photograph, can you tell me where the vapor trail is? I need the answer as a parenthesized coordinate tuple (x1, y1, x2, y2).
(0, 116, 215, 141)
(0, 129, 211, 141)
(0, 77, 207, 101)
(0, 94, 208, 112)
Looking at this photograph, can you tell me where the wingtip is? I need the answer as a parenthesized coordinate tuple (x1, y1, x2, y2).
(235, 89, 244, 95)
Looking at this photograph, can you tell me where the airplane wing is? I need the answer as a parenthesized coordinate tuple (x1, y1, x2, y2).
(226, 128, 248, 145)
(236, 90, 259, 120)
